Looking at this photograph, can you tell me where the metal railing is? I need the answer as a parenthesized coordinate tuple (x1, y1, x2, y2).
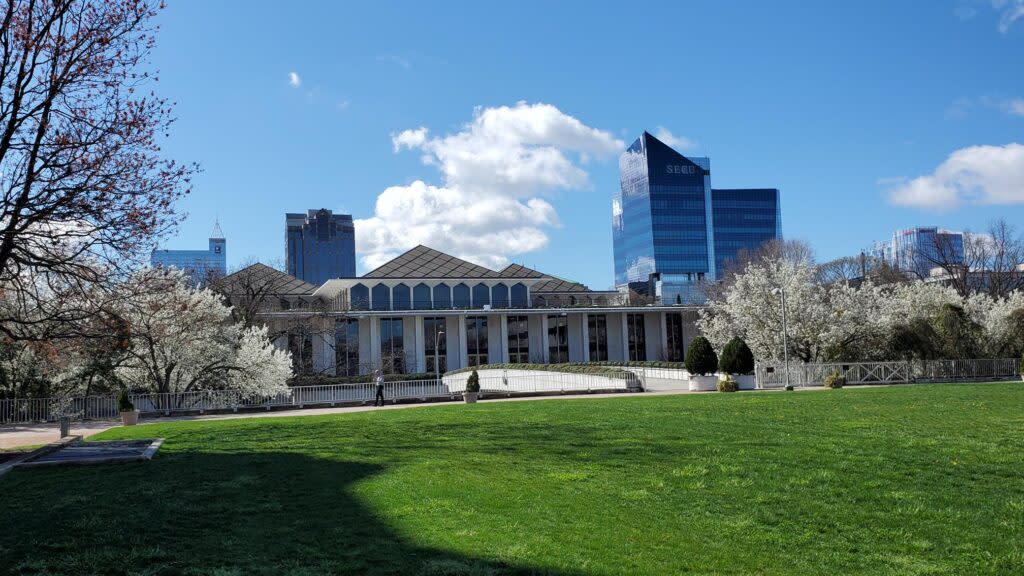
(0, 370, 639, 426)
(755, 358, 1020, 388)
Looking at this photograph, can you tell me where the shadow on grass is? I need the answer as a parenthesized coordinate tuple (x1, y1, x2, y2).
(0, 451, 585, 576)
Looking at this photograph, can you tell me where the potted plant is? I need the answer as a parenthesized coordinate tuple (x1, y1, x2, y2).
(718, 337, 756, 390)
(685, 336, 719, 391)
(824, 370, 846, 389)
(118, 389, 139, 426)
(464, 369, 480, 404)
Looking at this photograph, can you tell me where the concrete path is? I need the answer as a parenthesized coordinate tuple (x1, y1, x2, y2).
(0, 389, 698, 450)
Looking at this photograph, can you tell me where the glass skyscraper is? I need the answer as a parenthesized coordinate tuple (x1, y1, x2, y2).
(613, 132, 781, 303)
(710, 188, 782, 278)
(868, 227, 964, 276)
(285, 209, 356, 284)
(150, 222, 227, 285)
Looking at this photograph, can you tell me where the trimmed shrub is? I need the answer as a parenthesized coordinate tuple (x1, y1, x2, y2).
(716, 377, 738, 393)
(465, 370, 481, 393)
(685, 336, 718, 376)
(823, 371, 846, 389)
(117, 389, 134, 412)
(718, 337, 755, 375)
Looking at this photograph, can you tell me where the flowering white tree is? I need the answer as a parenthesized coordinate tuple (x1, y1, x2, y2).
(114, 269, 291, 396)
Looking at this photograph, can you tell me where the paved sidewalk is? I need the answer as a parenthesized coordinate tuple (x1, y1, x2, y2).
(0, 389, 695, 450)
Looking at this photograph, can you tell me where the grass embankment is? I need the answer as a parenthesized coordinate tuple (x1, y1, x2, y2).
(2, 383, 1023, 575)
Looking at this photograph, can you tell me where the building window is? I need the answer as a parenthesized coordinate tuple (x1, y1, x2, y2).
(510, 283, 529, 307)
(393, 283, 411, 310)
(666, 313, 685, 362)
(472, 283, 490, 308)
(334, 319, 359, 376)
(547, 315, 568, 363)
(453, 283, 470, 308)
(507, 315, 529, 363)
(371, 284, 391, 311)
(288, 331, 314, 375)
(588, 314, 608, 361)
(433, 283, 451, 309)
(627, 313, 646, 361)
(491, 283, 509, 308)
(466, 316, 488, 367)
(413, 283, 431, 310)
(350, 284, 369, 311)
(380, 318, 405, 374)
(424, 317, 447, 374)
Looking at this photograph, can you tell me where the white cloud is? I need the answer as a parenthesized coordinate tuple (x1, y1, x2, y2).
(1004, 98, 1024, 116)
(377, 54, 412, 69)
(356, 102, 623, 270)
(288, 72, 301, 87)
(996, 0, 1024, 32)
(954, 5, 978, 20)
(886, 143, 1024, 209)
(653, 126, 696, 151)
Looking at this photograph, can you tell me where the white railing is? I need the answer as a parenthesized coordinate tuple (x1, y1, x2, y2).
(756, 358, 1020, 388)
(443, 369, 639, 395)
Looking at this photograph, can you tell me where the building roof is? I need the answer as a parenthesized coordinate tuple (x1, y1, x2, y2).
(216, 263, 318, 296)
(363, 245, 500, 279)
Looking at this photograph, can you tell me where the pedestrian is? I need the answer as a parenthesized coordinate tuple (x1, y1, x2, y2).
(374, 369, 385, 407)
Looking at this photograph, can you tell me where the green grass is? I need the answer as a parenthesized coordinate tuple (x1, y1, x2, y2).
(2, 383, 1024, 575)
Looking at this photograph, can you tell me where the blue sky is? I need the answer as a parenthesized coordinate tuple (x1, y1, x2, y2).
(149, 0, 1024, 289)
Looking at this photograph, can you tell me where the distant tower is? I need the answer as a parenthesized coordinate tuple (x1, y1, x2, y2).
(285, 209, 356, 284)
(209, 220, 226, 272)
(149, 220, 227, 285)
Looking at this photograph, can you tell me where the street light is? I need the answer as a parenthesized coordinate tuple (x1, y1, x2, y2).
(772, 287, 793, 391)
(434, 330, 445, 381)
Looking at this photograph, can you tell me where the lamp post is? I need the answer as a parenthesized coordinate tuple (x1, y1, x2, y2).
(434, 330, 445, 381)
(772, 287, 793, 391)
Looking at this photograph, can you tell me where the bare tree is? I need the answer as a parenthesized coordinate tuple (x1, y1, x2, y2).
(0, 0, 194, 340)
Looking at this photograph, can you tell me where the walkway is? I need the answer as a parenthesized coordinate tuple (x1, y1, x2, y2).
(0, 389, 696, 450)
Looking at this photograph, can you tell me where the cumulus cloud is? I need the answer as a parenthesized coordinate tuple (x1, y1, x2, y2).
(288, 72, 301, 87)
(1004, 98, 1024, 116)
(356, 102, 623, 270)
(886, 143, 1024, 209)
(653, 126, 696, 151)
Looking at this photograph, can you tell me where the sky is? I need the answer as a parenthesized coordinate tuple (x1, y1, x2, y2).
(147, 0, 1024, 289)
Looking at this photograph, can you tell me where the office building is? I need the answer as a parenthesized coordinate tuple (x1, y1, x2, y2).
(285, 209, 356, 284)
(150, 223, 227, 284)
(868, 227, 964, 276)
(218, 245, 702, 376)
(613, 131, 781, 303)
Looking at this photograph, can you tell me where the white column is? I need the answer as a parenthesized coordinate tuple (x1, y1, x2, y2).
(313, 318, 335, 376)
(620, 312, 631, 361)
(660, 312, 669, 362)
(369, 317, 381, 372)
(457, 314, 469, 368)
(540, 314, 550, 363)
(414, 316, 426, 374)
(499, 314, 510, 364)
(581, 314, 591, 362)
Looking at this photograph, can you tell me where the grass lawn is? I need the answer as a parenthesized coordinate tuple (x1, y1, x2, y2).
(2, 383, 1024, 575)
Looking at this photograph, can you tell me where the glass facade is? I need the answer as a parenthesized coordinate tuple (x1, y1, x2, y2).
(150, 234, 226, 285)
(614, 132, 713, 288)
(507, 315, 529, 363)
(626, 313, 646, 361)
(614, 132, 782, 301)
(466, 316, 489, 367)
(285, 209, 356, 284)
(665, 313, 685, 362)
(289, 330, 314, 375)
(869, 227, 965, 277)
(334, 319, 360, 376)
(379, 318, 405, 374)
(424, 317, 447, 374)
(587, 314, 608, 361)
(711, 188, 782, 278)
(547, 315, 569, 363)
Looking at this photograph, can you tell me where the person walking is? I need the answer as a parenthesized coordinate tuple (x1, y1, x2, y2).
(373, 369, 385, 407)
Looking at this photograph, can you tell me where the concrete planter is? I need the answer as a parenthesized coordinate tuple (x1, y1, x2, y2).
(733, 374, 756, 390)
(689, 375, 718, 392)
(463, 392, 478, 404)
(120, 410, 139, 426)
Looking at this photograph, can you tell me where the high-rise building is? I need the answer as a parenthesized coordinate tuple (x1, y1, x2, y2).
(613, 132, 781, 303)
(150, 222, 227, 284)
(710, 188, 782, 278)
(868, 227, 964, 276)
(285, 209, 356, 284)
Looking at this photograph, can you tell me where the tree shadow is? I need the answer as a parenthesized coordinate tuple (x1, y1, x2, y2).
(0, 451, 589, 576)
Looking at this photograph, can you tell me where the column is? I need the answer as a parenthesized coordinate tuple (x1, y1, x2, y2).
(413, 316, 426, 374)
(540, 314, 550, 363)
(581, 314, 590, 362)
(620, 312, 630, 361)
(499, 314, 510, 364)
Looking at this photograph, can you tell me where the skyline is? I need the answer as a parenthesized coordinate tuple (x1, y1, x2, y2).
(149, 0, 1024, 289)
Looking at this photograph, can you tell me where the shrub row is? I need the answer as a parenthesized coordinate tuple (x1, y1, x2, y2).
(685, 336, 755, 376)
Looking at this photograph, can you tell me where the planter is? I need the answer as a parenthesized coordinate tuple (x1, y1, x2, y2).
(120, 410, 140, 426)
(688, 375, 718, 392)
(463, 392, 478, 404)
(733, 374, 756, 390)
